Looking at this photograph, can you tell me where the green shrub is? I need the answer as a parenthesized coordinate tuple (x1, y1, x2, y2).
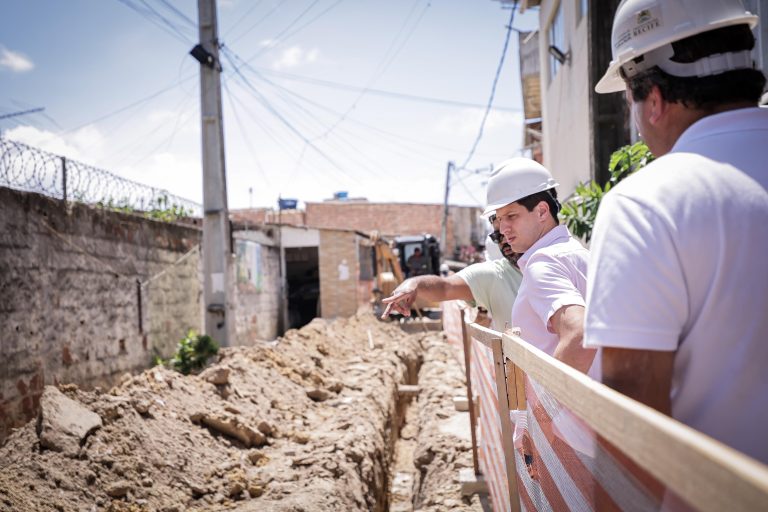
(560, 141, 654, 243)
(167, 330, 220, 375)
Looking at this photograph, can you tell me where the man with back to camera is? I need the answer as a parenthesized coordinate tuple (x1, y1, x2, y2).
(485, 158, 597, 377)
(584, 0, 768, 464)
(381, 214, 522, 331)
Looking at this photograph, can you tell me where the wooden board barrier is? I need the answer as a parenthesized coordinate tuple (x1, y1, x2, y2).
(500, 331, 768, 512)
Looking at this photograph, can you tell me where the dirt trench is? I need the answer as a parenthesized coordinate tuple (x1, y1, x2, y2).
(0, 311, 484, 512)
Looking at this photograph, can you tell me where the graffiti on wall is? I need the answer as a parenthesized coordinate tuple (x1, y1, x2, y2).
(236, 240, 263, 291)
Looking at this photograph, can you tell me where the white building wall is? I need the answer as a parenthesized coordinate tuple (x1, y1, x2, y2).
(539, 0, 592, 200)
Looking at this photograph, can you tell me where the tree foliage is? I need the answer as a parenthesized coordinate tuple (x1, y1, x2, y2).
(559, 141, 654, 243)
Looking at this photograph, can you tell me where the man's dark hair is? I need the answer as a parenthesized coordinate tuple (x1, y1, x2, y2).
(627, 25, 766, 110)
(517, 188, 560, 223)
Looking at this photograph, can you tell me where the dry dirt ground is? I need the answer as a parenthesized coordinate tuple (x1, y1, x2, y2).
(0, 311, 485, 512)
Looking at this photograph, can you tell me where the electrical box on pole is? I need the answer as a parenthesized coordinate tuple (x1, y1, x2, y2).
(194, 0, 231, 347)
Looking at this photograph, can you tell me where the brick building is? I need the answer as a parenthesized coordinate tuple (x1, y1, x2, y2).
(233, 200, 487, 262)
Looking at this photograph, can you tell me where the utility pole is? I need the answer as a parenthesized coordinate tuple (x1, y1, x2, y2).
(440, 161, 454, 258)
(194, 0, 231, 346)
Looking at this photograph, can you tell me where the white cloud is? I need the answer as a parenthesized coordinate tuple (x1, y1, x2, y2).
(4, 126, 88, 161)
(117, 152, 202, 203)
(0, 46, 34, 73)
(272, 46, 320, 70)
(305, 48, 319, 63)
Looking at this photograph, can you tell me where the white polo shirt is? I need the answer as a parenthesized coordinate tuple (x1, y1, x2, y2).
(458, 258, 522, 331)
(584, 107, 768, 464)
(512, 225, 598, 378)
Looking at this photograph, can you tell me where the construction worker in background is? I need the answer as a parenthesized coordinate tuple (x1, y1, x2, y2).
(487, 158, 598, 377)
(380, 215, 522, 331)
(405, 247, 427, 277)
(584, 0, 768, 465)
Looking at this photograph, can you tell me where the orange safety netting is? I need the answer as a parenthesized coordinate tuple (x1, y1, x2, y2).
(511, 375, 681, 511)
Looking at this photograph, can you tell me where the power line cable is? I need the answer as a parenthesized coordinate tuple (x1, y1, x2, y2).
(227, 53, 449, 168)
(154, 0, 197, 28)
(61, 73, 196, 135)
(246, 66, 521, 112)
(225, 52, 390, 184)
(225, 0, 266, 37)
(275, 0, 346, 44)
(221, 79, 271, 187)
(457, 2, 518, 171)
(114, 0, 193, 44)
(229, 0, 289, 45)
(221, 50, 359, 184)
(311, 0, 429, 141)
(231, 57, 510, 160)
(241, 0, 323, 62)
(223, 86, 336, 196)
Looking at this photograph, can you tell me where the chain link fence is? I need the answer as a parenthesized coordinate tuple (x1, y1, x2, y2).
(0, 137, 202, 217)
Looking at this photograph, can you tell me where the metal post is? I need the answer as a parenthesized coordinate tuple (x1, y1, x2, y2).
(440, 161, 454, 257)
(196, 0, 231, 346)
(278, 202, 289, 333)
(61, 156, 67, 203)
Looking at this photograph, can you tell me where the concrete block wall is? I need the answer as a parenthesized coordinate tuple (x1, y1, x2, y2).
(0, 187, 203, 441)
(318, 230, 360, 319)
(231, 234, 281, 343)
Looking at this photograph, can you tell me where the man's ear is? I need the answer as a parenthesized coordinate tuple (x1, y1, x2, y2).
(536, 200, 550, 221)
(647, 85, 665, 125)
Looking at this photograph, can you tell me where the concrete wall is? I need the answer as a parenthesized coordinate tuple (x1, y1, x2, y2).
(0, 187, 203, 440)
(318, 230, 364, 319)
(231, 230, 281, 343)
(539, 0, 592, 199)
(0, 187, 286, 441)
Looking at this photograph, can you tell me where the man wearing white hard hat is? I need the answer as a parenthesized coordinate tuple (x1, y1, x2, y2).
(584, 0, 768, 464)
(487, 158, 598, 377)
(381, 214, 522, 331)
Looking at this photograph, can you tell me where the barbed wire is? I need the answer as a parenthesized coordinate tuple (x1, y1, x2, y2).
(0, 137, 201, 217)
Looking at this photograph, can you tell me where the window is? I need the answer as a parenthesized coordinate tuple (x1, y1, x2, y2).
(577, 0, 588, 24)
(549, 3, 565, 80)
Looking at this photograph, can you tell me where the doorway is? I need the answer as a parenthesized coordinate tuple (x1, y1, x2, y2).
(285, 247, 320, 329)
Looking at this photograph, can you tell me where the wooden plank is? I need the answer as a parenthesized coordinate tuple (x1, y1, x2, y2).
(500, 332, 768, 512)
(513, 365, 527, 411)
(490, 334, 521, 512)
(468, 322, 502, 349)
(504, 328, 527, 412)
(397, 384, 420, 396)
(460, 308, 480, 475)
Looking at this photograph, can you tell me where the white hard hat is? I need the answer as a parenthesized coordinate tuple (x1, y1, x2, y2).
(482, 158, 558, 217)
(596, 0, 759, 94)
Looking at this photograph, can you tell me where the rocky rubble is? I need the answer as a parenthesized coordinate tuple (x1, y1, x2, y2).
(0, 312, 484, 511)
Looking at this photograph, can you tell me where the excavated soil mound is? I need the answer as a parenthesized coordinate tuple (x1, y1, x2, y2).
(0, 312, 484, 512)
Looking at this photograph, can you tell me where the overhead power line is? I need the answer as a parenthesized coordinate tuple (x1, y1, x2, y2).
(458, 2, 518, 171)
(254, 67, 522, 112)
(115, 0, 194, 45)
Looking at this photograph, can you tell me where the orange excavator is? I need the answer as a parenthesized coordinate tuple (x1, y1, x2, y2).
(370, 231, 441, 319)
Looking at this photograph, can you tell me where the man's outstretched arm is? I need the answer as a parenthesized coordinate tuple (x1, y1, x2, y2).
(381, 274, 473, 318)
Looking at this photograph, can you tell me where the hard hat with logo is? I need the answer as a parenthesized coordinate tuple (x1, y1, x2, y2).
(482, 158, 558, 217)
(596, 0, 759, 94)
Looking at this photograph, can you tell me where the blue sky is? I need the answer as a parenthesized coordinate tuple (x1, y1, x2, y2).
(0, 0, 538, 209)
